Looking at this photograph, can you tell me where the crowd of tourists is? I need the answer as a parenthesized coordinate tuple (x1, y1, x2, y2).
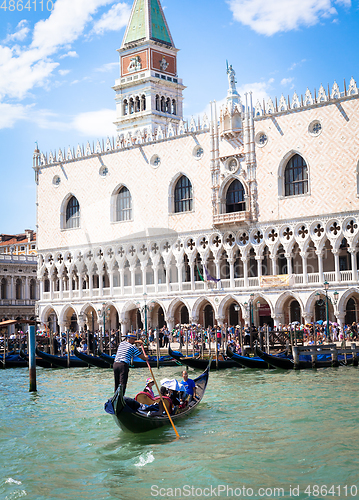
(2, 321, 358, 355)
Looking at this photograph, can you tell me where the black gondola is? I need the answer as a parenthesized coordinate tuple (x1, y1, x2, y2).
(226, 346, 272, 369)
(98, 350, 180, 368)
(168, 345, 239, 370)
(19, 350, 53, 368)
(74, 347, 111, 368)
(107, 364, 210, 433)
(0, 353, 28, 369)
(254, 344, 354, 369)
(35, 348, 89, 368)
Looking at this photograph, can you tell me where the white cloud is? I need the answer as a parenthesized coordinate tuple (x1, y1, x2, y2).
(0, 0, 114, 102)
(3, 20, 30, 44)
(72, 108, 117, 136)
(0, 102, 32, 129)
(59, 50, 79, 59)
(92, 2, 131, 35)
(227, 0, 351, 35)
(95, 61, 118, 72)
(58, 69, 70, 76)
(281, 77, 294, 86)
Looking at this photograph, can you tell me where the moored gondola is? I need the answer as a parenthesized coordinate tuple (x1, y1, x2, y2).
(254, 344, 354, 369)
(226, 346, 273, 369)
(19, 349, 53, 368)
(168, 344, 239, 370)
(0, 353, 28, 369)
(35, 348, 89, 368)
(74, 347, 111, 368)
(106, 363, 210, 433)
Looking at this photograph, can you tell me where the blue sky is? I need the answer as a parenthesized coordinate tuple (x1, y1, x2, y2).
(0, 0, 358, 234)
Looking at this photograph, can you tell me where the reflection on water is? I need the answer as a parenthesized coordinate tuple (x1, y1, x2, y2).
(1, 365, 359, 499)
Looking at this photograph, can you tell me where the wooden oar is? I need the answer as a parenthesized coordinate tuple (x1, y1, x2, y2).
(140, 345, 180, 439)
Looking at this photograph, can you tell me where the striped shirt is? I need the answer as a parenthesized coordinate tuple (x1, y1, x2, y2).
(114, 341, 141, 364)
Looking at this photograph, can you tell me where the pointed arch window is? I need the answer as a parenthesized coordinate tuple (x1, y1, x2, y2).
(174, 175, 193, 213)
(226, 179, 245, 212)
(116, 186, 132, 221)
(66, 196, 80, 229)
(284, 154, 308, 196)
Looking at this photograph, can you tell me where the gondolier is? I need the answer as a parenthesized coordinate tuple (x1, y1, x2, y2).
(113, 334, 148, 394)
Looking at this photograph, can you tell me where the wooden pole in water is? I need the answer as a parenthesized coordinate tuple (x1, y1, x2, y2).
(156, 330, 160, 369)
(66, 329, 70, 368)
(28, 324, 37, 392)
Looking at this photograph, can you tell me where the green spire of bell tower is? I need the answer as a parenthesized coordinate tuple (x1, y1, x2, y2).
(122, 0, 175, 47)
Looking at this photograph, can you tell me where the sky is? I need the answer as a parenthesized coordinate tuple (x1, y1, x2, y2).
(0, 0, 358, 235)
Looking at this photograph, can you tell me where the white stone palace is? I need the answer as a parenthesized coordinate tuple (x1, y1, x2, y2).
(34, 0, 359, 335)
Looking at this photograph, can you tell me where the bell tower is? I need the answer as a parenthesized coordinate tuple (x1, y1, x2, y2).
(113, 0, 185, 135)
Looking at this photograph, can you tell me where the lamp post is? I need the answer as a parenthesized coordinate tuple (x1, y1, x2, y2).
(97, 303, 110, 352)
(136, 293, 154, 342)
(316, 283, 339, 342)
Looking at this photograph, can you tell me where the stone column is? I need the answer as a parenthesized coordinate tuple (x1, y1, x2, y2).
(79, 273, 83, 299)
(336, 313, 345, 332)
(165, 263, 171, 292)
(272, 314, 283, 329)
(10, 276, 14, 300)
(167, 315, 174, 332)
(69, 272, 73, 299)
(59, 275, 63, 299)
(177, 263, 183, 292)
(316, 250, 324, 283)
(270, 256, 277, 276)
(228, 258, 235, 289)
(214, 259, 221, 290)
(302, 312, 311, 325)
(109, 270, 114, 296)
(333, 250, 340, 282)
(119, 269, 124, 296)
(88, 273, 93, 298)
(39, 277, 44, 300)
(141, 262, 147, 294)
(49, 276, 54, 300)
(256, 256, 263, 281)
(98, 271, 104, 297)
(349, 248, 358, 281)
(129, 266, 136, 295)
(153, 265, 159, 293)
(285, 253, 292, 275)
(24, 276, 29, 301)
(242, 257, 248, 287)
(300, 252, 308, 284)
(190, 259, 195, 291)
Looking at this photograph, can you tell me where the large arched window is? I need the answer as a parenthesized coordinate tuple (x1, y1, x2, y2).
(66, 196, 80, 229)
(226, 179, 245, 212)
(116, 186, 132, 221)
(174, 175, 193, 213)
(284, 154, 308, 196)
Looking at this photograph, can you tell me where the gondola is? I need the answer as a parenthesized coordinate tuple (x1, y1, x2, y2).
(98, 350, 181, 368)
(106, 363, 210, 433)
(0, 353, 28, 369)
(226, 346, 273, 369)
(73, 347, 111, 368)
(19, 349, 53, 368)
(254, 344, 354, 369)
(168, 345, 239, 370)
(35, 348, 89, 368)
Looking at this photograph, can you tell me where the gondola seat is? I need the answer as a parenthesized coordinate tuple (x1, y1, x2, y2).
(135, 392, 156, 405)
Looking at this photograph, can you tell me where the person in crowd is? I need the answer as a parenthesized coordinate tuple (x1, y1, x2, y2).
(113, 334, 148, 394)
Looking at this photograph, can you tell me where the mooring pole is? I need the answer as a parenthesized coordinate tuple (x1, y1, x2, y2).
(28, 324, 37, 392)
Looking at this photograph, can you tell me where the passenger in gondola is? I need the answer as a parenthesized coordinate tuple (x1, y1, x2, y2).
(181, 370, 196, 400)
(144, 377, 155, 398)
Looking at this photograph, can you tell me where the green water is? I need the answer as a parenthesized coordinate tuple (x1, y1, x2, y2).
(1, 366, 359, 500)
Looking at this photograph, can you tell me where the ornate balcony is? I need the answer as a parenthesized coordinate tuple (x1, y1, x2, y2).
(213, 210, 251, 226)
